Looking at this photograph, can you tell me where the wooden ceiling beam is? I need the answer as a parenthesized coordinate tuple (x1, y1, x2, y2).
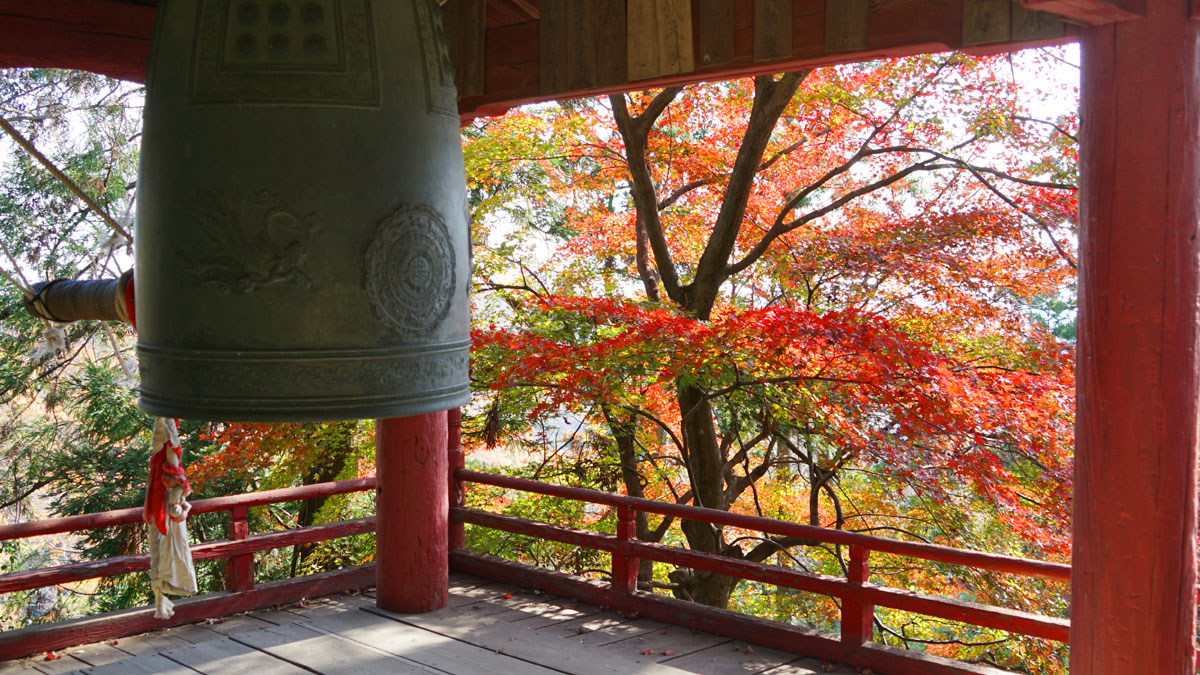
(452, 0, 1075, 120)
(0, 0, 1077, 120)
(0, 0, 154, 82)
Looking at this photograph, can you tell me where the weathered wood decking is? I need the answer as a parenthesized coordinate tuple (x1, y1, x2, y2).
(0, 574, 857, 675)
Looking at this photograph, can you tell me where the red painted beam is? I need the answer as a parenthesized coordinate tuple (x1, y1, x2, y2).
(0, 564, 374, 661)
(0, 477, 374, 541)
(1073, 0, 1200, 672)
(458, 469, 1071, 580)
(375, 413, 449, 613)
(0, 0, 154, 81)
(0, 517, 374, 594)
(1020, 0, 1145, 23)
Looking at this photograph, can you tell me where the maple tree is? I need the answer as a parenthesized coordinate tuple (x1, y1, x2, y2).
(467, 50, 1076, 670)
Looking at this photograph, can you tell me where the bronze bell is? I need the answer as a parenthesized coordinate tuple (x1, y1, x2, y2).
(135, 0, 470, 421)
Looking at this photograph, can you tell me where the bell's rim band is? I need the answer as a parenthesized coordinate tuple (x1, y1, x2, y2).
(135, 339, 471, 361)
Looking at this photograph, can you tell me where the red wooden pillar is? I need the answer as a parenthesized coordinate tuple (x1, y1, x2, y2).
(840, 545, 873, 645)
(1074, 2, 1200, 672)
(375, 412, 449, 613)
(224, 505, 253, 592)
(611, 505, 638, 593)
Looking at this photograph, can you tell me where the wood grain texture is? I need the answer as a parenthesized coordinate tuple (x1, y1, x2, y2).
(698, 0, 735, 66)
(655, 0, 695, 75)
(567, 0, 598, 90)
(457, 0, 487, 96)
(962, 0, 1013, 45)
(593, 0, 628, 86)
(1073, 0, 1200, 672)
(161, 637, 309, 675)
(299, 609, 566, 675)
(826, 0, 869, 52)
(755, 0, 793, 61)
(626, 0, 660, 80)
(539, 0, 568, 93)
(1012, 4, 1067, 40)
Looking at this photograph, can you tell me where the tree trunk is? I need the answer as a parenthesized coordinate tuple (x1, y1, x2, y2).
(673, 382, 740, 607)
(290, 421, 357, 574)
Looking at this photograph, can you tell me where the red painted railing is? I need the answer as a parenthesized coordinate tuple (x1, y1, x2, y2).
(452, 468, 1070, 671)
(0, 478, 377, 660)
(0, 422, 1070, 675)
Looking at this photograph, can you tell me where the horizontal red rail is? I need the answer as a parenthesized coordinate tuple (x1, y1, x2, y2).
(457, 508, 1069, 642)
(0, 477, 376, 541)
(0, 517, 375, 595)
(457, 468, 1069, 581)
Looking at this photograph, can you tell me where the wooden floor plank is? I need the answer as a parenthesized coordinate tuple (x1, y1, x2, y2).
(661, 641, 796, 675)
(367, 606, 696, 675)
(567, 616, 672, 647)
(0, 575, 868, 675)
(60, 643, 135, 668)
(232, 622, 447, 675)
(189, 614, 277, 636)
(79, 653, 198, 675)
(107, 632, 193, 657)
(299, 609, 561, 675)
(28, 655, 88, 674)
(596, 623, 731, 662)
(161, 637, 309, 675)
(158, 624, 226, 646)
(510, 601, 603, 629)
(446, 582, 519, 607)
(535, 610, 642, 639)
(0, 658, 45, 675)
(277, 594, 375, 622)
(763, 658, 859, 674)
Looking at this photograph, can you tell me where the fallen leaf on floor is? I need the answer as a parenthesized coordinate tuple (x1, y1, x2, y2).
(662, 650, 676, 656)
(641, 648, 655, 655)
(43, 653, 59, 661)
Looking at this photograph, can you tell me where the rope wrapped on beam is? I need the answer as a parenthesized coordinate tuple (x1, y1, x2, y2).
(23, 269, 132, 324)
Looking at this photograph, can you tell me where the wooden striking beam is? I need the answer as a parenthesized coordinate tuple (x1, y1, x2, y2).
(1019, 0, 1145, 23)
(1073, 0, 1199, 671)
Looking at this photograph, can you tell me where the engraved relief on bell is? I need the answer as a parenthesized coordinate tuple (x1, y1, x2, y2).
(135, 0, 471, 421)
